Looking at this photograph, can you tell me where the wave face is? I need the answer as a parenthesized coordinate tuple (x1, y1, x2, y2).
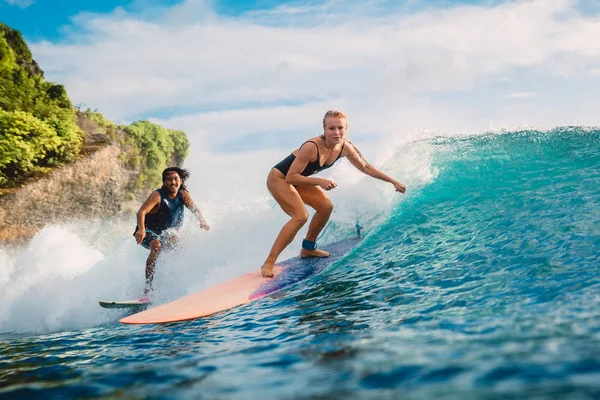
(1, 128, 600, 398)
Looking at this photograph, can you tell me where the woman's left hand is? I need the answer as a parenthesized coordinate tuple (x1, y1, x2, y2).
(393, 181, 406, 193)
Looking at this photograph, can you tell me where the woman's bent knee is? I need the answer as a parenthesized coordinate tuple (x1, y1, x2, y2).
(292, 212, 309, 226)
(316, 200, 334, 215)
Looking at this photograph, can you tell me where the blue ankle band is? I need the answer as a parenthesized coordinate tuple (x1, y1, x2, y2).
(302, 239, 317, 250)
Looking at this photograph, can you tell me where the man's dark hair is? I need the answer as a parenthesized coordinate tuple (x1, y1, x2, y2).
(162, 167, 190, 191)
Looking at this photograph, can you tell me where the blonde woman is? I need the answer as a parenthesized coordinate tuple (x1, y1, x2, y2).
(261, 111, 406, 277)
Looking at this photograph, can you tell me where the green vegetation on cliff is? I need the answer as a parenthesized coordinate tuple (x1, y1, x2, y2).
(0, 23, 190, 192)
(122, 121, 189, 190)
(0, 23, 81, 185)
(82, 110, 190, 190)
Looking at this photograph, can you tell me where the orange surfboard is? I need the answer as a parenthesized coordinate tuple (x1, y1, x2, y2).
(120, 237, 360, 325)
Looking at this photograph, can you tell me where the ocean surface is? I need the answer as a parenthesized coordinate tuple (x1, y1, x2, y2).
(2, 128, 600, 399)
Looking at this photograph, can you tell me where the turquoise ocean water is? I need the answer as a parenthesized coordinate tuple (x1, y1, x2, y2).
(1, 128, 600, 399)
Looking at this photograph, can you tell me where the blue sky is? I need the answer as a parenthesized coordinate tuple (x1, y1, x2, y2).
(1, 0, 300, 40)
(2, 0, 600, 153)
(4, 0, 597, 42)
(2, 0, 496, 41)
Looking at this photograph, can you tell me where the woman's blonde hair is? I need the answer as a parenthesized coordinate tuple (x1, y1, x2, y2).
(322, 110, 348, 128)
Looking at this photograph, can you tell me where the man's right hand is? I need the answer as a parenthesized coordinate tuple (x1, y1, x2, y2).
(134, 229, 146, 244)
(199, 219, 210, 231)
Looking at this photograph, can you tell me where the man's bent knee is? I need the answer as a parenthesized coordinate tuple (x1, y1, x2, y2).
(150, 240, 162, 253)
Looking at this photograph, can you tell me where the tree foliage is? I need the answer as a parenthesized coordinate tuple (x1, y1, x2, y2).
(0, 24, 82, 186)
(169, 129, 190, 167)
(123, 121, 190, 190)
(0, 110, 57, 185)
(0, 22, 42, 77)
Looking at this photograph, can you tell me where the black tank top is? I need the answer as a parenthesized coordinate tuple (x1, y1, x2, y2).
(136, 187, 185, 234)
(273, 140, 345, 177)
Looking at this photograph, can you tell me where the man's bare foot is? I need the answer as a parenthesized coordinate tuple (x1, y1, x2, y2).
(261, 262, 275, 278)
(300, 249, 330, 258)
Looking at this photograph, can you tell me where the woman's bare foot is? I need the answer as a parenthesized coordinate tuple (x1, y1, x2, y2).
(261, 262, 275, 277)
(300, 248, 330, 258)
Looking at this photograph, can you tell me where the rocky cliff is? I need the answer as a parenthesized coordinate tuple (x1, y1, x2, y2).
(0, 145, 132, 243)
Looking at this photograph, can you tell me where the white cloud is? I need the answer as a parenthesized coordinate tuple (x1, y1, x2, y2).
(4, 0, 34, 8)
(29, 0, 600, 152)
(504, 92, 539, 99)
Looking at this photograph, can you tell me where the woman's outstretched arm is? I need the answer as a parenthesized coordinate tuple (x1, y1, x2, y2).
(344, 141, 406, 193)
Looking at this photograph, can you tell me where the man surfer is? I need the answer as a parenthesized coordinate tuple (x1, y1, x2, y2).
(134, 167, 210, 295)
(261, 110, 406, 278)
